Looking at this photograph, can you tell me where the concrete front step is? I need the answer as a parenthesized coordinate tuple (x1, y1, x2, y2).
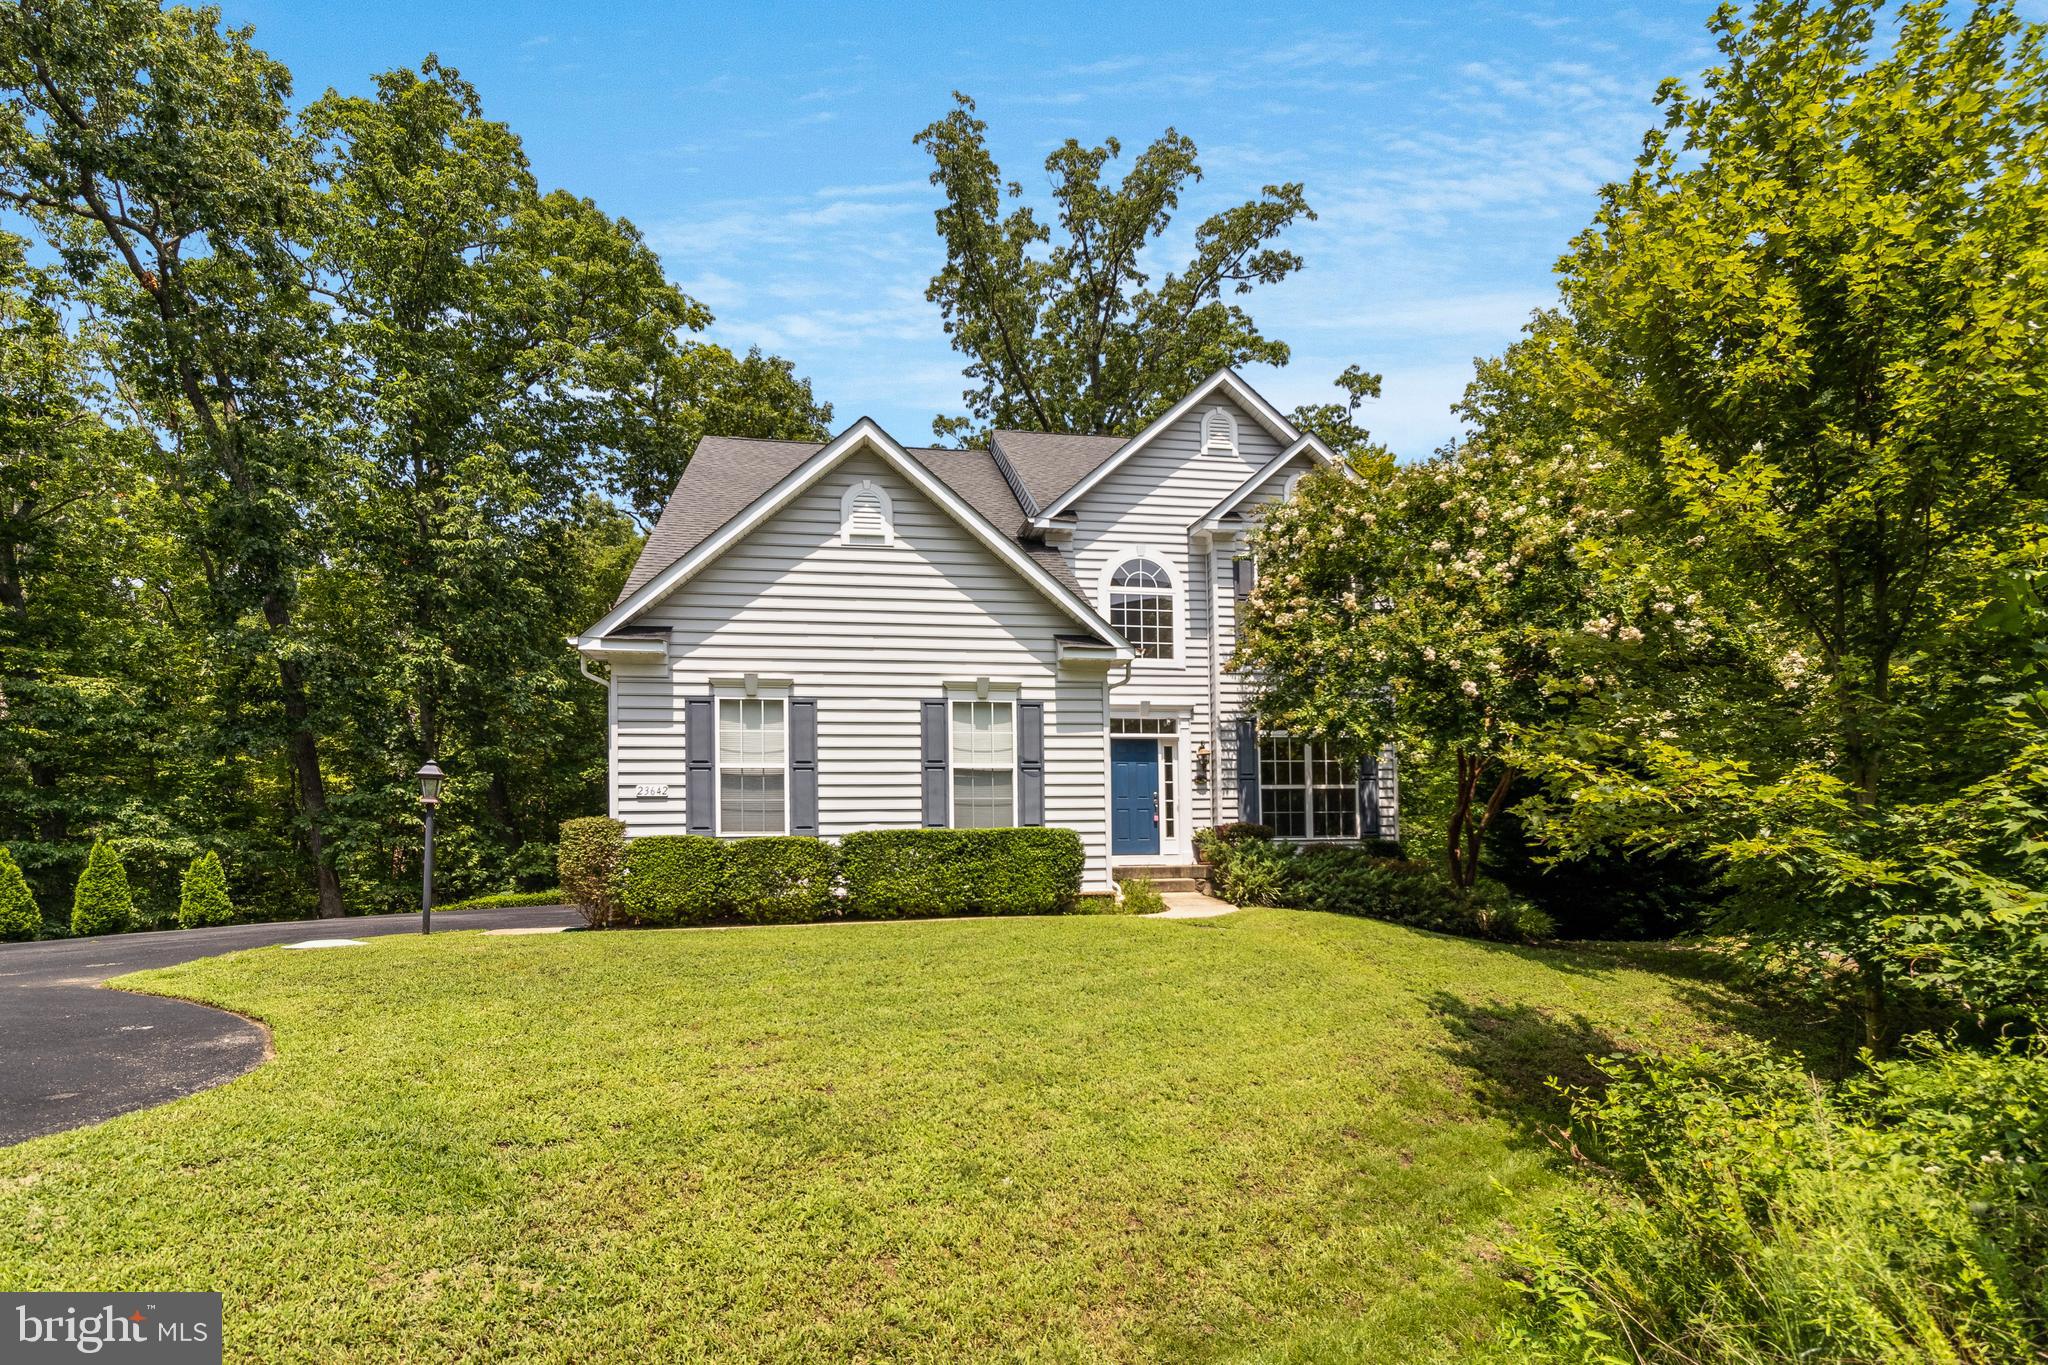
(1113, 865, 1212, 895)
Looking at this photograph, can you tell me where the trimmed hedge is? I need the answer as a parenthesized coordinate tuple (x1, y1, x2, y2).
(71, 839, 134, 938)
(620, 835, 730, 925)
(439, 888, 566, 911)
(621, 835, 841, 926)
(723, 838, 839, 925)
(840, 827, 1084, 918)
(0, 846, 38, 942)
(177, 851, 236, 928)
(558, 817, 626, 928)
(1200, 833, 1554, 943)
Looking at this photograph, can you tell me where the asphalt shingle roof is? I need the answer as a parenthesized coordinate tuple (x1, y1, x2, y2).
(612, 432, 1102, 610)
(988, 430, 1126, 512)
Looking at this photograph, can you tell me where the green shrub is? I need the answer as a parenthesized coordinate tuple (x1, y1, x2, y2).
(619, 835, 727, 926)
(1200, 835, 1552, 943)
(439, 888, 565, 911)
(0, 846, 38, 941)
(558, 817, 626, 928)
(1508, 1038, 2048, 1363)
(722, 837, 840, 925)
(176, 850, 235, 928)
(840, 828, 1084, 918)
(70, 839, 134, 937)
(1117, 877, 1167, 914)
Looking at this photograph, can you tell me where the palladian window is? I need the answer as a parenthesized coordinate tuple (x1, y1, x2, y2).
(1108, 557, 1175, 659)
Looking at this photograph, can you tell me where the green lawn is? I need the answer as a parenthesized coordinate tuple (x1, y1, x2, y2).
(0, 911, 1784, 1362)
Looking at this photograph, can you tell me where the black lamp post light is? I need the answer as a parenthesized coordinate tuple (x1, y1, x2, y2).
(416, 761, 444, 935)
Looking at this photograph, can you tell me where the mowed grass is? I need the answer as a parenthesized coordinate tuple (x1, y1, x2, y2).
(0, 910, 1780, 1362)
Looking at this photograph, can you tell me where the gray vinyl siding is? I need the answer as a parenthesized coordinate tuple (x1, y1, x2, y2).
(610, 449, 1112, 890)
(1068, 394, 1279, 835)
(1067, 400, 1399, 840)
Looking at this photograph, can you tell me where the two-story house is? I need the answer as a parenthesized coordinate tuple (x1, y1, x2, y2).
(571, 368, 1398, 895)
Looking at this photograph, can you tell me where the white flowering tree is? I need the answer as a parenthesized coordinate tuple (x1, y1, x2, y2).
(1235, 443, 1621, 891)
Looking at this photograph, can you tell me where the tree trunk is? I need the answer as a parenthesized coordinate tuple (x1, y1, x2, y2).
(263, 592, 344, 918)
(1444, 750, 1518, 894)
(1858, 963, 1889, 1059)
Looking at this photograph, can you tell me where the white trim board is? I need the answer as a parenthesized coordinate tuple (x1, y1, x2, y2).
(1032, 368, 1303, 526)
(581, 419, 1134, 658)
(1197, 435, 1339, 530)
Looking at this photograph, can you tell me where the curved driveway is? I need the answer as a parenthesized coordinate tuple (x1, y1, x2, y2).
(0, 905, 580, 1146)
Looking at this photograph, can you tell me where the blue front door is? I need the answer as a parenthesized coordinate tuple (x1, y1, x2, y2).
(1111, 738, 1160, 856)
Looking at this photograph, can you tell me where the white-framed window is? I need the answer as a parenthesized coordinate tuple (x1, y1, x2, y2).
(717, 697, 787, 834)
(1282, 471, 1305, 501)
(1201, 407, 1238, 453)
(1105, 555, 1175, 659)
(951, 699, 1015, 828)
(1259, 735, 1357, 840)
(839, 479, 895, 546)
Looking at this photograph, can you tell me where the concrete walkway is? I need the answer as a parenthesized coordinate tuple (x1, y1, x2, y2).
(1148, 891, 1240, 919)
(0, 904, 579, 1146)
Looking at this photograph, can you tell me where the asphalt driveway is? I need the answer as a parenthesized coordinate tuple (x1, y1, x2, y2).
(0, 905, 581, 1146)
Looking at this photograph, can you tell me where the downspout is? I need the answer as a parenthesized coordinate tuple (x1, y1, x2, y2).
(1206, 536, 1222, 832)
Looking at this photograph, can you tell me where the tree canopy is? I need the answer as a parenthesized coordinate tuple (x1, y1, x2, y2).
(915, 92, 1313, 445)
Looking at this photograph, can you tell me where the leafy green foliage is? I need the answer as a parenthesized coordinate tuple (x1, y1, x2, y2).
(1115, 878, 1166, 914)
(0, 844, 37, 941)
(176, 851, 234, 929)
(1455, 0, 2048, 1047)
(70, 839, 132, 937)
(915, 92, 1313, 444)
(618, 835, 730, 927)
(1509, 1038, 2048, 1362)
(617, 835, 841, 927)
(437, 888, 564, 911)
(0, 14, 831, 924)
(720, 838, 841, 926)
(839, 828, 1084, 918)
(1201, 835, 1555, 943)
(557, 817, 626, 929)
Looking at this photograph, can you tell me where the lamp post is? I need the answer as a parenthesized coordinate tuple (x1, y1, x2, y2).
(416, 761, 444, 935)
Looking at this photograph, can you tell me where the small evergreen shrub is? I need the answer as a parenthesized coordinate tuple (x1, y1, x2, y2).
(70, 839, 134, 938)
(1117, 878, 1167, 914)
(558, 817, 626, 928)
(176, 850, 236, 928)
(619, 835, 726, 926)
(840, 828, 1084, 918)
(722, 837, 840, 925)
(0, 846, 39, 941)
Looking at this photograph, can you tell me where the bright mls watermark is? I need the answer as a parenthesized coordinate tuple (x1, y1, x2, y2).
(3, 1294, 220, 1362)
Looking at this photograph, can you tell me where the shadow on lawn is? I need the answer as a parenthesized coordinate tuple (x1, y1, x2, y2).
(1425, 993, 1621, 1142)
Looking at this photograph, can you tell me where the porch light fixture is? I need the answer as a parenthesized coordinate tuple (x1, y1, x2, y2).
(1193, 742, 1212, 786)
(416, 761, 444, 935)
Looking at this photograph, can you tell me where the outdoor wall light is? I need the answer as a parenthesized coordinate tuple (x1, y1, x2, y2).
(416, 761, 444, 934)
(1194, 743, 1212, 785)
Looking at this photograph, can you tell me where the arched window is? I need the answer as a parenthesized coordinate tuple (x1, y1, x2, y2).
(1201, 407, 1238, 453)
(1107, 556, 1175, 659)
(838, 479, 894, 546)
(1282, 471, 1304, 501)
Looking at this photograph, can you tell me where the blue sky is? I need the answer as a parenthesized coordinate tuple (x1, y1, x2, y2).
(230, 1, 1825, 456)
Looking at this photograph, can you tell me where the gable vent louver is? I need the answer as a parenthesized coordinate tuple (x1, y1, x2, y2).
(1202, 408, 1238, 453)
(840, 479, 895, 546)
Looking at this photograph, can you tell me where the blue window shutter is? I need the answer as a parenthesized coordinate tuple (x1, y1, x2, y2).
(789, 699, 819, 836)
(1358, 752, 1380, 839)
(1016, 700, 1045, 826)
(685, 696, 716, 834)
(920, 700, 949, 827)
(1233, 556, 1256, 601)
(1235, 716, 1260, 824)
